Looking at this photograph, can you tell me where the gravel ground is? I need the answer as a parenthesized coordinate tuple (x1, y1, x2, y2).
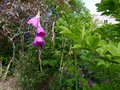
(0, 77, 21, 90)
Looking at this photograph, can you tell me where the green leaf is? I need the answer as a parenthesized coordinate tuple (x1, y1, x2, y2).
(72, 44, 90, 51)
(42, 60, 58, 68)
(107, 44, 120, 56)
(87, 36, 101, 51)
(60, 28, 72, 34)
(118, 42, 120, 50)
(58, 26, 81, 43)
(111, 56, 120, 63)
(96, 45, 107, 55)
(81, 26, 86, 41)
(72, 44, 82, 49)
(105, 54, 111, 60)
(97, 60, 105, 66)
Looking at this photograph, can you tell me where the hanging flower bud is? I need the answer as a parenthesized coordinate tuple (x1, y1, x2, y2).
(33, 35, 45, 47)
(36, 25, 46, 37)
(27, 12, 40, 27)
(27, 17, 39, 27)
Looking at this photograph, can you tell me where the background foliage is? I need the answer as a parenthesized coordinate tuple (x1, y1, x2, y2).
(0, 0, 120, 90)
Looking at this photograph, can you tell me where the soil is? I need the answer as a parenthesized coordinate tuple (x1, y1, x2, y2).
(0, 76, 21, 90)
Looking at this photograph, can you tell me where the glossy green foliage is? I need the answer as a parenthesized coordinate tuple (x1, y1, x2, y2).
(96, 0, 120, 20)
(54, 0, 120, 90)
(56, 14, 101, 53)
(96, 24, 120, 42)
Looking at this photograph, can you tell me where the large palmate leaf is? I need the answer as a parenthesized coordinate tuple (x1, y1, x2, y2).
(96, 46, 108, 55)
(96, 40, 108, 55)
(112, 57, 120, 63)
(96, 0, 120, 20)
(72, 44, 90, 51)
(107, 44, 120, 56)
(118, 42, 120, 50)
(104, 42, 120, 63)
(86, 36, 101, 51)
(58, 26, 81, 43)
(59, 26, 72, 34)
(80, 26, 86, 41)
(72, 44, 81, 49)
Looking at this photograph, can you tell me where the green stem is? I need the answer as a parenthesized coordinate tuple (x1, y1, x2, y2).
(74, 50, 78, 90)
(59, 67, 63, 89)
(59, 48, 64, 89)
(59, 38, 65, 88)
(59, 62, 67, 89)
(59, 48, 64, 70)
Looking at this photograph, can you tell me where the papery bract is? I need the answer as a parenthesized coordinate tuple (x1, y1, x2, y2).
(27, 17, 39, 27)
(33, 36, 45, 47)
(37, 26, 46, 37)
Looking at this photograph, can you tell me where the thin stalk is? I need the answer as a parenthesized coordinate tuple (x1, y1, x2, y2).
(13, 42, 15, 58)
(59, 39, 64, 88)
(59, 48, 64, 71)
(59, 49, 64, 88)
(51, 22, 55, 49)
(59, 66, 63, 89)
(74, 50, 78, 90)
(38, 47, 43, 72)
(21, 32, 24, 52)
(0, 60, 2, 77)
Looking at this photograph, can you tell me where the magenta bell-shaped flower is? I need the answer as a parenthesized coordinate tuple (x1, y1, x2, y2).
(37, 25, 46, 37)
(27, 16, 39, 28)
(33, 36, 45, 47)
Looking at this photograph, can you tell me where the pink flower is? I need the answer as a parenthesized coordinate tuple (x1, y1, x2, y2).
(37, 26, 46, 37)
(33, 36, 45, 47)
(27, 17, 39, 27)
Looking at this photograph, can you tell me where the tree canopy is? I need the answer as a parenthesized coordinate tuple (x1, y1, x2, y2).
(96, 0, 120, 20)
